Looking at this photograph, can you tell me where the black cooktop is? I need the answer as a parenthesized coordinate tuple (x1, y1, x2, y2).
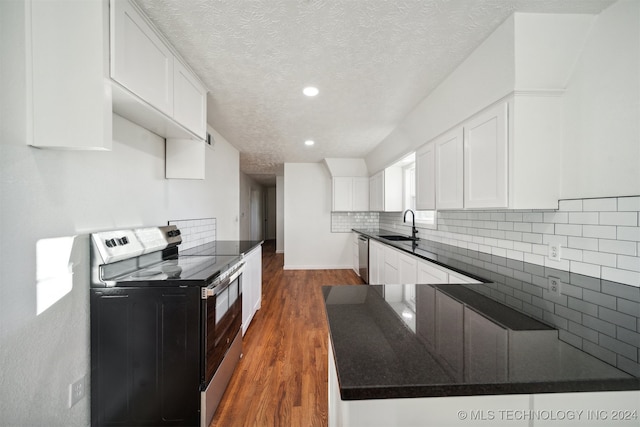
(110, 254, 241, 286)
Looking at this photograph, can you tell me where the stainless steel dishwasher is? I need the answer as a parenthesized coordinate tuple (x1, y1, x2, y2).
(357, 235, 369, 283)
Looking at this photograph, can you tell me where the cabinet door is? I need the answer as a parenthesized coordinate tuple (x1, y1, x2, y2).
(369, 172, 384, 211)
(173, 59, 207, 138)
(26, 0, 111, 150)
(464, 102, 508, 209)
(383, 166, 403, 212)
(383, 246, 399, 285)
(435, 128, 464, 209)
(332, 177, 353, 211)
(448, 270, 481, 284)
(415, 142, 436, 210)
(417, 260, 448, 284)
(398, 252, 417, 284)
(464, 307, 507, 382)
(352, 178, 370, 211)
(111, 0, 174, 116)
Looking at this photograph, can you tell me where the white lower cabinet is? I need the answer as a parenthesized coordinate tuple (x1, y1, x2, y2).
(369, 240, 384, 285)
(352, 233, 359, 275)
(241, 245, 262, 335)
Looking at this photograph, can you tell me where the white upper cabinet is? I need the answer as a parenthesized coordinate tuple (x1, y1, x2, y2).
(173, 59, 207, 138)
(464, 102, 508, 209)
(332, 177, 369, 211)
(25, 0, 112, 150)
(111, 0, 173, 116)
(110, 0, 208, 140)
(415, 142, 435, 210)
(369, 167, 403, 212)
(435, 129, 464, 209)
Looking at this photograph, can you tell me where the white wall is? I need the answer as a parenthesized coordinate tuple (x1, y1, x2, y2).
(283, 163, 351, 269)
(276, 175, 285, 253)
(561, 0, 640, 199)
(0, 3, 240, 424)
(239, 172, 264, 240)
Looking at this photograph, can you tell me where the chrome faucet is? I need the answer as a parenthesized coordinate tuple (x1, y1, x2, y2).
(403, 209, 419, 241)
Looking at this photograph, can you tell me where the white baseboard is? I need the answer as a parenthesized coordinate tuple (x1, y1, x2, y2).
(283, 265, 352, 270)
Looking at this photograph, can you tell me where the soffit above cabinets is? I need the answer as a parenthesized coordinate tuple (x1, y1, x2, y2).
(133, 0, 615, 183)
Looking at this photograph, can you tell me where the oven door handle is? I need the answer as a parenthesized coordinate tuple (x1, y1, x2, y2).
(201, 263, 244, 299)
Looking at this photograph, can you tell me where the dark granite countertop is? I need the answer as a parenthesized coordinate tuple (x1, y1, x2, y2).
(180, 240, 264, 257)
(323, 229, 640, 400)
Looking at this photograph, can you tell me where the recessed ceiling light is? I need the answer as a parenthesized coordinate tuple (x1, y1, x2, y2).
(304, 140, 315, 146)
(303, 86, 319, 97)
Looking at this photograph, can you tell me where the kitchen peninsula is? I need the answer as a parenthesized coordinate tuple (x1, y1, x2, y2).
(324, 231, 640, 427)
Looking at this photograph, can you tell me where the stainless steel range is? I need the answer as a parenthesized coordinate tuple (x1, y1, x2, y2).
(90, 225, 243, 427)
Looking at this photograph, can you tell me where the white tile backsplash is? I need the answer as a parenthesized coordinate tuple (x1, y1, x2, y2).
(379, 195, 640, 287)
(169, 218, 216, 250)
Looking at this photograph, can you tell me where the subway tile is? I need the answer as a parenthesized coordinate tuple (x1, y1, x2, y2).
(583, 197, 617, 212)
(583, 250, 617, 267)
(602, 267, 640, 287)
(618, 255, 640, 272)
(562, 247, 583, 262)
(523, 212, 543, 223)
(490, 212, 506, 221)
(521, 302, 544, 319)
(583, 340, 617, 365)
(617, 326, 640, 348)
(532, 223, 555, 234)
(568, 212, 599, 225)
(583, 314, 617, 337)
(543, 311, 568, 329)
(559, 282, 582, 299)
(544, 257, 570, 271)
(505, 231, 523, 242)
(599, 306, 637, 330)
(568, 297, 597, 317)
(599, 239, 637, 256)
(568, 236, 599, 251)
(617, 356, 640, 377)
(559, 329, 584, 349)
(570, 261, 601, 278)
(533, 244, 550, 257)
(601, 280, 640, 302)
(524, 252, 545, 266)
(497, 222, 514, 231)
(544, 212, 569, 223)
(506, 250, 524, 262)
(617, 299, 640, 317)
(555, 224, 582, 237)
(583, 225, 617, 239)
(506, 212, 523, 222)
(568, 320, 599, 343)
(513, 222, 532, 233)
(559, 199, 583, 212)
(543, 234, 567, 246)
(513, 241, 532, 253)
(569, 272, 601, 291)
(599, 212, 638, 226)
(583, 289, 617, 310)
(599, 334, 637, 361)
(617, 227, 640, 241)
(555, 305, 582, 324)
(618, 196, 640, 212)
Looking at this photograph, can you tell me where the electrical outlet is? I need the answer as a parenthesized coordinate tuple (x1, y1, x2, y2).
(548, 276, 562, 296)
(69, 376, 86, 408)
(548, 243, 561, 261)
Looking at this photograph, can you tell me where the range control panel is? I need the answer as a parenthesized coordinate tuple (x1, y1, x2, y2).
(91, 225, 182, 265)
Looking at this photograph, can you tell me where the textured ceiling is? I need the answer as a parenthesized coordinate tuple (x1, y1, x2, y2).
(134, 0, 614, 185)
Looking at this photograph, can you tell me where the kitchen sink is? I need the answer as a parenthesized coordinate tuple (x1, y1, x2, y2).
(379, 235, 418, 242)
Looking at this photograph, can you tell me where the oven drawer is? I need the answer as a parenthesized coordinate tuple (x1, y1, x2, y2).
(204, 293, 242, 386)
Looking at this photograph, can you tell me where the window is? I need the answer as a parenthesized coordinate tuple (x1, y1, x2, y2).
(400, 154, 436, 226)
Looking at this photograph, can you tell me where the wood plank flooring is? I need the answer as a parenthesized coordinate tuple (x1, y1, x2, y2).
(210, 240, 364, 427)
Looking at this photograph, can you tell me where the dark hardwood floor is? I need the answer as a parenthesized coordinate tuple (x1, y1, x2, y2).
(210, 240, 364, 427)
